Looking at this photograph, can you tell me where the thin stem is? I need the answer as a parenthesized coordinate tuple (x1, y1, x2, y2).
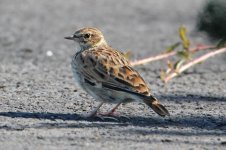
(164, 47, 226, 83)
(130, 45, 214, 66)
(189, 45, 215, 52)
(130, 51, 176, 66)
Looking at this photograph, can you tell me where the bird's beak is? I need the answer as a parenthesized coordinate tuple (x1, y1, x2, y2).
(64, 34, 79, 40)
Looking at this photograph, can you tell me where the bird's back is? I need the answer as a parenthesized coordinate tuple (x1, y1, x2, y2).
(72, 45, 152, 97)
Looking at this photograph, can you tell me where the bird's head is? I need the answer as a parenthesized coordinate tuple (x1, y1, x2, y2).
(65, 27, 107, 50)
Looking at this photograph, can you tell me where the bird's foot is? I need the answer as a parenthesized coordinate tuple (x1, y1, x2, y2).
(96, 112, 119, 121)
(80, 111, 118, 121)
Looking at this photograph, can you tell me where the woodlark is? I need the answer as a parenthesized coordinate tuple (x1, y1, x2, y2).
(65, 27, 170, 118)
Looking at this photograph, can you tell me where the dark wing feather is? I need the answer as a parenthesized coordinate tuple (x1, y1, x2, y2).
(80, 47, 151, 96)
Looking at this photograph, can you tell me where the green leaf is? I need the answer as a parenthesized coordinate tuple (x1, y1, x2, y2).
(174, 59, 185, 70)
(165, 42, 181, 53)
(177, 50, 191, 60)
(124, 50, 132, 60)
(179, 26, 190, 50)
(167, 60, 174, 70)
(160, 70, 166, 81)
(217, 38, 226, 48)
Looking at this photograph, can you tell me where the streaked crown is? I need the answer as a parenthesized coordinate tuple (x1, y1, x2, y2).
(65, 27, 107, 50)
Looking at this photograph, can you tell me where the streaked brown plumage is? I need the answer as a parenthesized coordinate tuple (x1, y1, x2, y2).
(65, 27, 170, 117)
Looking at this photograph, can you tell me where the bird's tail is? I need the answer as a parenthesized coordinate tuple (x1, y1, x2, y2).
(143, 96, 170, 117)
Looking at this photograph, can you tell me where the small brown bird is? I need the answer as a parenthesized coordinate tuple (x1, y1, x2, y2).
(65, 27, 170, 117)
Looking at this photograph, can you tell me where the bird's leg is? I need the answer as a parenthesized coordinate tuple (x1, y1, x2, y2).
(98, 103, 121, 116)
(81, 102, 104, 118)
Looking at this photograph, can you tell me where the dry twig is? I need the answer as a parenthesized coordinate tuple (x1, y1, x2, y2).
(130, 45, 214, 66)
(129, 25, 226, 83)
(163, 47, 226, 82)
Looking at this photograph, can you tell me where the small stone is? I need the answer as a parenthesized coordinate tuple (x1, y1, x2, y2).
(46, 50, 53, 56)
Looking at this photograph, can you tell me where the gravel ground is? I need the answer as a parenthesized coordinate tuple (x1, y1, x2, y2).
(0, 0, 226, 149)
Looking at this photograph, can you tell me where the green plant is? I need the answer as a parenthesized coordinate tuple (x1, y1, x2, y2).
(129, 26, 226, 83)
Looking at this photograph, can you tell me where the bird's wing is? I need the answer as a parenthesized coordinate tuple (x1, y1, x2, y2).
(78, 47, 151, 96)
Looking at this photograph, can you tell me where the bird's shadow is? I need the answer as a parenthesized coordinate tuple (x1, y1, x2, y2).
(0, 94, 225, 135)
(0, 111, 225, 133)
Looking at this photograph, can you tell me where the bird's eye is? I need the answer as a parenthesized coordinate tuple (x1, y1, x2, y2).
(84, 33, 91, 39)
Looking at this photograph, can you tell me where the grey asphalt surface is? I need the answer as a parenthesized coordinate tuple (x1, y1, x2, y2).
(0, 0, 226, 149)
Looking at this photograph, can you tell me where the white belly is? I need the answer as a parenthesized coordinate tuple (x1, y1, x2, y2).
(71, 60, 83, 87)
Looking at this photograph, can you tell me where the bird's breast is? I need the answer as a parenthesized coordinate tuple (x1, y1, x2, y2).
(71, 53, 84, 87)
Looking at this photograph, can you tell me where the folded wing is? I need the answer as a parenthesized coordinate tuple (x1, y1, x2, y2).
(79, 47, 151, 97)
